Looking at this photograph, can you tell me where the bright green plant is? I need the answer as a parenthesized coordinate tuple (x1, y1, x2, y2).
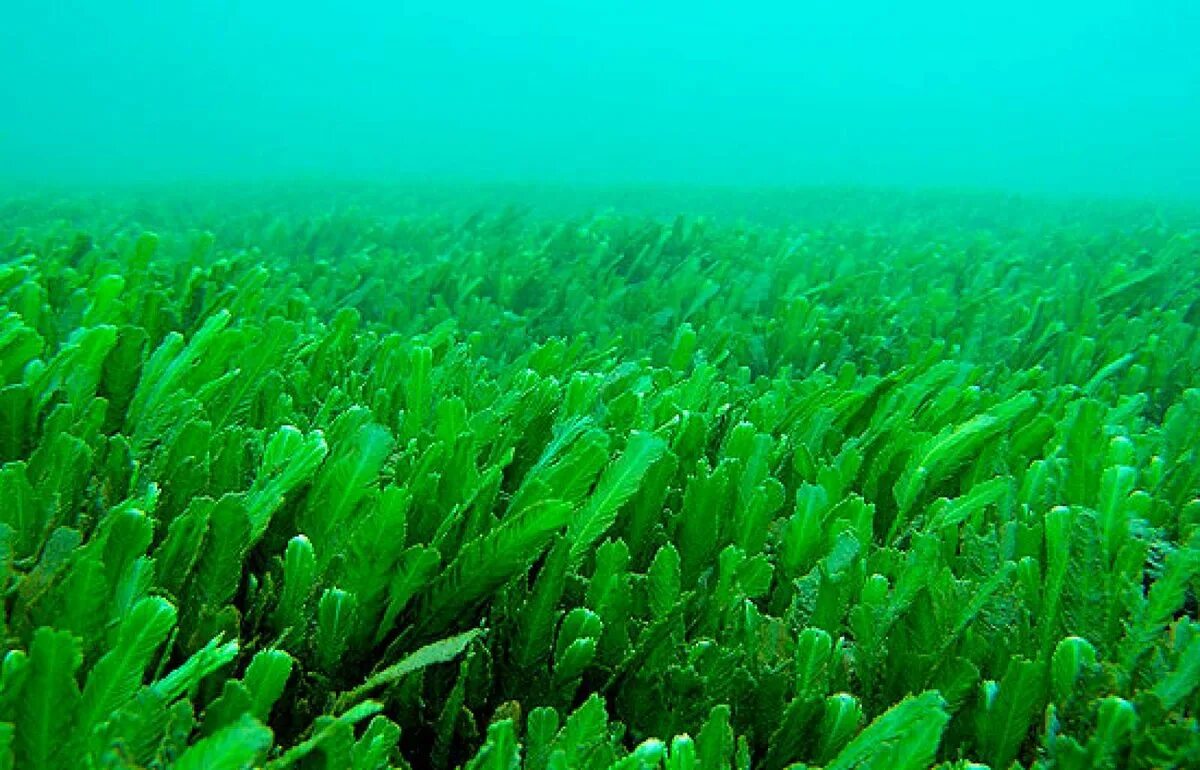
(0, 187, 1197, 768)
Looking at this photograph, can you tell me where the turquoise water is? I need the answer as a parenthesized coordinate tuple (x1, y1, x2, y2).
(2, 1, 1197, 200)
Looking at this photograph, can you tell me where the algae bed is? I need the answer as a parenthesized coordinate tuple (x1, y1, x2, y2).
(0, 185, 1198, 768)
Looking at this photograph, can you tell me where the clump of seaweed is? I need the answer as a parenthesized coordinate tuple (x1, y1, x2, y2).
(0, 187, 1197, 768)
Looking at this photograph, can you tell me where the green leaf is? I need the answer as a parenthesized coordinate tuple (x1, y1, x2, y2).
(567, 431, 668, 566)
(974, 658, 1046, 770)
(207, 316, 302, 429)
(1089, 697, 1137, 762)
(402, 345, 433, 442)
(894, 391, 1036, 516)
(92, 686, 175, 765)
(317, 588, 359, 673)
(679, 461, 732, 585)
(794, 627, 834, 698)
(375, 545, 441, 644)
(0, 722, 13, 770)
(1153, 635, 1200, 709)
(273, 535, 318, 637)
(174, 713, 272, 770)
(527, 707, 561, 770)
(155, 497, 213, 598)
(27, 431, 92, 530)
(1051, 636, 1097, 703)
(126, 310, 232, 444)
(696, 704, 734, 770)
(465, 719, 520, 770)
(77, 596, 177, 739)
(201, 680, 255, 737)
(826, 691, 949, 770)
(763, 696, 823, 770)
(151, 637, 239, 700)
(268, 702, 382, 769)
(0, 384, 31, 462)
(30, 324, 118, 413)
(244, 425, 328, 541)
(433, 658, 472, 769)
(0, 650, 29, 724)
(303, 415, 394, 559)
(647, 543, 682, 617)
(515, 538, 570, 670)
(1061, 398, 1106, 506)
(1097, 463, 1137, 565)
(0, 313, 43, 385)
(337, 629, 482, 708)
(98, 324, 148, 431)
(781, 483, 829, 577)
(243, 649, 295, 722)
(610, 739, 667, 770)
(625, 448, 677, 568)
(668, 323, 698, 372)
(352, 715, 402, 770)
(815, 694, 863, 764)
(555, 608, 602, 685)
(15, 628, 82, 770)
(1121, 539, 1200, 678)
(667, 735, 697, 770)
(82, 273, 126, 327)
(0, 463, 44, 559)
(922, 476, 1013, 533)
(417, 499, 571, 635)
(552, 694, 610, 768)
(515, 426, 610, 513)
(192, 495, 252, 609)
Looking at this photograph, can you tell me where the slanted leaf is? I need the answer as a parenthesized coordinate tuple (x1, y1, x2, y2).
(174, 713, 272, 770)
(826, 691, 949, 770)
(15, 628, 82, 770)
(567, 431, 667, 566)
(338, 629, 482, 708)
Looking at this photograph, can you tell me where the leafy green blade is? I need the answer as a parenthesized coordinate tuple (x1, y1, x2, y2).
(174, 713, 272, 770)
(567, 431, 668, 566)
(76, 597, 177, 739)
(15, 628, 83, 770)
(826, 691, 949, 770)
(338, 629, 482, 708)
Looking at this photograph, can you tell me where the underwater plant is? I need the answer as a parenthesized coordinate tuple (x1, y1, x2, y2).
(0, 188, 1197, 768)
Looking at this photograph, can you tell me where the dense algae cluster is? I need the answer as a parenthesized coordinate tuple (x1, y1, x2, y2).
(0, 189, 1198, 769)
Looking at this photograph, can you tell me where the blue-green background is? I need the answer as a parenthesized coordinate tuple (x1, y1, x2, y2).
(3, 1, 1197, 199)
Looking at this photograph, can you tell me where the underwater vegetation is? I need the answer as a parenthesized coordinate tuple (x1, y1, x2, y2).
(0, 188, 1198, 769)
